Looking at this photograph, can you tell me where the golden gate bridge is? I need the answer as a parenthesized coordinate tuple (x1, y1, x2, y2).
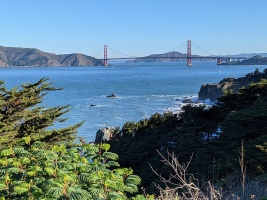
(98, 40, 249, 66)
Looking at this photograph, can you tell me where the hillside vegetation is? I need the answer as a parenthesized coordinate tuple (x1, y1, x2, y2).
(107, 69, 267, 198)
(1, 69, 267, 199)
(0, 45, 103, 67)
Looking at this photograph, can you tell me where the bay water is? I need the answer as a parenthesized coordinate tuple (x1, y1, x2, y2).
(1, 62, 266, 142)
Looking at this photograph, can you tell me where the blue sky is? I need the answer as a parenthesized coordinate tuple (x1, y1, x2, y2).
(1, 0, 267, 58)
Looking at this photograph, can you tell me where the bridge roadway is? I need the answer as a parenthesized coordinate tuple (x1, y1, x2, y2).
(100, 56, 248, 60)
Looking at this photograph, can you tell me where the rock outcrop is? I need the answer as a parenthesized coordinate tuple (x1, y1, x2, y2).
(198, 77, 250, 101)
(198, 69, 267, 101)
(95, 127, 117, 144)
(0, 45, 103, 67)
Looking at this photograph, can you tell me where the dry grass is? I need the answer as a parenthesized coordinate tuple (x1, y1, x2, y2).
(151, 148, 267, 200)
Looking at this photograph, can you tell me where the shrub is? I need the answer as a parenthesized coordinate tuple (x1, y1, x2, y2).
(0, 137, 147, 199)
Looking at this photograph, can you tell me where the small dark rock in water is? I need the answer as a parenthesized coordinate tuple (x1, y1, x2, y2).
(182, 99, 194, 103)
(90, 104, 97, 107)
(107, 93, 116, 98)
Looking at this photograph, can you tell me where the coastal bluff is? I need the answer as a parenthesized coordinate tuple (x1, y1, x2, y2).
(198, 68, 267, 101)
(0, 45, 103, 67)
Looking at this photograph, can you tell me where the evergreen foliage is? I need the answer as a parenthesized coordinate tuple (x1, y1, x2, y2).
(0, 137, 149, 199)
(107, 69, 267, 194)
(0, 78, 82, 148)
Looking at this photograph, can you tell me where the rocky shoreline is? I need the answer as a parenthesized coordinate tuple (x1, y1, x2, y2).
(94, 68, 267, 143)
(199, 68, 267, 101)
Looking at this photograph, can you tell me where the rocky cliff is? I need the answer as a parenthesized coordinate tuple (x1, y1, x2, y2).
(198, 68, 267, 101)
(0, 45, 103, 67)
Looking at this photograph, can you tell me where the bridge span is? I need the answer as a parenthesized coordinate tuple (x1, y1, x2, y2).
(101, 41, 249, 66)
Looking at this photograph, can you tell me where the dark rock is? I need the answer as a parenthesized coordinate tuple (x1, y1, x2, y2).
(198, 75, 265, 101)
(107, 93, 116, 98)
(95, 127, 116, 143)
(182, 99, 194, 103)
(198, 84, 223, 101)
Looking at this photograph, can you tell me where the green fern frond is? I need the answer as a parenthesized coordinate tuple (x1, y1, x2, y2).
(46, 187, 63, 198)
(26, 171, 36, 176)
(0, 168, 7, 175)
(125, 175, 141, 185)
(107, 191, 127, 200)
(13, 147, 28, 156)
(44, 167, 55, 176)
(1, 149, 14, 157)
(43, 150, 57, 160)
(59, 163, 74, 171)
(63, 174, 75, 182)
(104, 161, 120, 167)
(88, 187, 103, 198)
(19, 157, 31, 165)
(30, 185, 44, 198)
(68, 188, 91, 200)
(88, 174, 101, 183)
(31, 141, 46, 149)
(31, 149, 45, 158)
(13, 185, 28, 194)
(79, 157, 89, 164)
(0, 159, 8, 167)
(106, 179, 124, 191)
(19, 136, 31, 146)
(76, 163, 91, 173)
(102, 152, 119, 160)
(78, 173, 91, 182)
(101, 143, 111, 151)
(83, 145, 98, 154)
(124, 183, 138, 193)
(7, 167, 21, 174)
(67, 148, 79, 154)
(33, 177, 46, 185)
(12, 161, 21, 168)
(113, 168, 125, 176)
(0, 183, 6, 190)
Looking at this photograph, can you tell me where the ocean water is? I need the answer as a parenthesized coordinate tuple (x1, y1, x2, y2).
(1, 62, 266, 142)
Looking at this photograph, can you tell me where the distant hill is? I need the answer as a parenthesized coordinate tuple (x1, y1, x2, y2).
(226, 53, 267, 58)
(127, 51, 214, 63)
(240, 55, 267, 65)
(127, 51, 267, 63)
(0, 45, 103, 67)
(218, 55, 267, 65)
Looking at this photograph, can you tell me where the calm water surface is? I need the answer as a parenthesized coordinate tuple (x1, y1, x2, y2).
(1, 62, 266, 141)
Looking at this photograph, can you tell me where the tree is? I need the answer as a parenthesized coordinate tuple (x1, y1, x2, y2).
(0, 78, 82, 148)
(108, 77, 267, 194)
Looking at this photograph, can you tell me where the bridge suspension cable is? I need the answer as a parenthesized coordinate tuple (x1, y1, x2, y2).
(99, 40, 219, 66)
(93, 47, 104, 58)
(192, 41, 214, 56)
(107, 46, 136, 58)
(165, 41, 188, 53)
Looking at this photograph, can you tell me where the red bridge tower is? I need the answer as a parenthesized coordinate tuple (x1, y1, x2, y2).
(104, 45, 108, 66)
(187, 40, 192, 66)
